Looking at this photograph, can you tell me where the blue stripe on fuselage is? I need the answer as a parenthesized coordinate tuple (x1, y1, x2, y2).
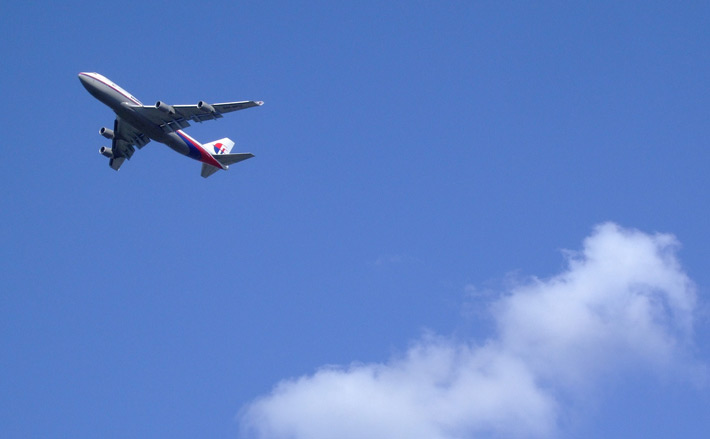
(175, 131, 202, 160)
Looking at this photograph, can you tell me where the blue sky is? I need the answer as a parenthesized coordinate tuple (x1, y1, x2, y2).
(1, 1, 709, 438)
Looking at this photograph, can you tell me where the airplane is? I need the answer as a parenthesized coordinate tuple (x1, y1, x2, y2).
(78, 72, 263, 177)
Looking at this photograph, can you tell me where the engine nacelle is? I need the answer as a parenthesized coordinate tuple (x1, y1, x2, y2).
(155, 100, 175, 115)
(198, 100, 216, 113)
(99, 127, 114, 139)
(99, 146, 113, 158)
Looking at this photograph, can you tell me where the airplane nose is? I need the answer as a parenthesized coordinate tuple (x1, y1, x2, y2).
(78, 73, 96, 93)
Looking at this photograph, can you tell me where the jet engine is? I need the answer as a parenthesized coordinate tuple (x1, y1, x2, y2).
(99, 127, 114, 139)
(197, 100, 216, 113)
(155, 100, 175, 115)
(99, 146, 113, 158)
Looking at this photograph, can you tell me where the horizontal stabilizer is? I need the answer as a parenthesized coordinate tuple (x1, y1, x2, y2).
(201, 153, 254, 178)
(214, 153, 254, 166)
(201, 163, 221, 178)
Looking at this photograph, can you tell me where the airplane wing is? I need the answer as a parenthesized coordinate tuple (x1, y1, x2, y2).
(129, 100, 264, 134)
(108, 117, 151, 171)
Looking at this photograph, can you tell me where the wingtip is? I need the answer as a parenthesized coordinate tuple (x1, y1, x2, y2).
(256, 101, 264, 106)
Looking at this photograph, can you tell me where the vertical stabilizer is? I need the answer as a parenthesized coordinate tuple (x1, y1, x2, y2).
(203, 138, 235, 156)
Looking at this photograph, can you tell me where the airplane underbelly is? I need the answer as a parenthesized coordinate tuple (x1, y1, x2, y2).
(113, 106, 165, 140)
(163, 133, 191, 156)
(111, 103, 220, 167)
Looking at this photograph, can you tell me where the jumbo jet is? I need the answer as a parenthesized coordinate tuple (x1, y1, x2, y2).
(78, 72, 263, 177)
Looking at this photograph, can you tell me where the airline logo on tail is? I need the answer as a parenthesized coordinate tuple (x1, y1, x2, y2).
(203, 137, 235, 157)
(213, 142, 226, 154)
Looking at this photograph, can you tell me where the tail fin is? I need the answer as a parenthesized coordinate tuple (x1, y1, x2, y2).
(203, 137, 235, 155)
(200, 136, 254, 178)
(200, 137, 236, 178)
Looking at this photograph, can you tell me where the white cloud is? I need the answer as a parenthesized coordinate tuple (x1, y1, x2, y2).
(494, 223, 699, 390)
(239, 223, 703, 439)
